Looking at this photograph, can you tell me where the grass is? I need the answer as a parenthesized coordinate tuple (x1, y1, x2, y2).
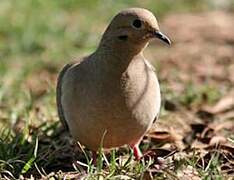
(0, 0, 233, 179)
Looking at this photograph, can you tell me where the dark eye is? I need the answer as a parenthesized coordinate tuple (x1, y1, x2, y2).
(118, 35, 128, 41)
(132, 19, 142, 29)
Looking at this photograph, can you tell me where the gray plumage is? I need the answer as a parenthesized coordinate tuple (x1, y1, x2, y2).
(56, 8, 170, 154)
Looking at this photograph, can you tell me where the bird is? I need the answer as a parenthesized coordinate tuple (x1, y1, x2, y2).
(56, 7, 171, 161)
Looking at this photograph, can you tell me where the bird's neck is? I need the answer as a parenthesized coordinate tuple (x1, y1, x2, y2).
(95, 45, 144, 75)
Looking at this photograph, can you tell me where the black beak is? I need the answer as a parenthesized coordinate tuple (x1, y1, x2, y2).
(154, 31, 171, 46)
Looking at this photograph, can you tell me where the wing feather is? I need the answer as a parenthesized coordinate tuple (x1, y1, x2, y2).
(56, 63, 73, 130)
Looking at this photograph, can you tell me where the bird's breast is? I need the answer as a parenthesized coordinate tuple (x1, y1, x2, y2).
(61, 58, 161, 150)
(119, 60, 161, 128)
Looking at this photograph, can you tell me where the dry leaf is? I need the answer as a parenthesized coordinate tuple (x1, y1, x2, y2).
(213, 121, 234, 132)
(147, 131, 177, 144)
(205, 92, 234, 114)
(209, 136, 227, 146)
(143, 148, 176, 159)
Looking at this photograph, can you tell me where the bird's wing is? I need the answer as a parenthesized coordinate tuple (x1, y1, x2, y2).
(56, 63, 73, 130)
(143, 59, 160, 124)
(56, 56, 88, 131)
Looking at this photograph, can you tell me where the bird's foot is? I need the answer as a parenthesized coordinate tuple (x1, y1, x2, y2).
(141, 150, 166, 170)
(92, 151, 97, 165)
(131, 144, 168, 171)
(133, 148, 165, 170)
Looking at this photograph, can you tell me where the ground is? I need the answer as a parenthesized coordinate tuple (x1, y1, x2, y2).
(0, 1, 233, 179)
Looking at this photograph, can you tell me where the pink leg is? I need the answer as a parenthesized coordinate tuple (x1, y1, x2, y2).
(132, 144, 143, 160)
(92, 151, 97, 165)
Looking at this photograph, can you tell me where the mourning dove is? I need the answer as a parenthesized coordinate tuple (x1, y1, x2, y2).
(56, 8, 171, 160)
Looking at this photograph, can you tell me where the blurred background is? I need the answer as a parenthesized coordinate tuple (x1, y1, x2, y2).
(0, 0, 233, 178)
(0, 0, 233, 127)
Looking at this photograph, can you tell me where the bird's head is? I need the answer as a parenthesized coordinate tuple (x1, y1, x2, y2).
(99, 8, 171, 55)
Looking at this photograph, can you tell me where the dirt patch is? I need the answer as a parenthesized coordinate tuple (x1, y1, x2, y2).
(147, 11, 234, 93)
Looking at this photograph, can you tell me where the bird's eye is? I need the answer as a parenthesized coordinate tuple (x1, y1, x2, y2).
(132, 19, 142, 29)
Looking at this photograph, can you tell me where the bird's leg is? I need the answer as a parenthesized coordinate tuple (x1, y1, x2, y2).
(130, 144, 165, 169)
(92, 151, 97, 165)
(131, 144, 143, 160)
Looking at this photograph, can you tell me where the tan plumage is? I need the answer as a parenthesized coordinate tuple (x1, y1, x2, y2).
(56, 8, 171, 159)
